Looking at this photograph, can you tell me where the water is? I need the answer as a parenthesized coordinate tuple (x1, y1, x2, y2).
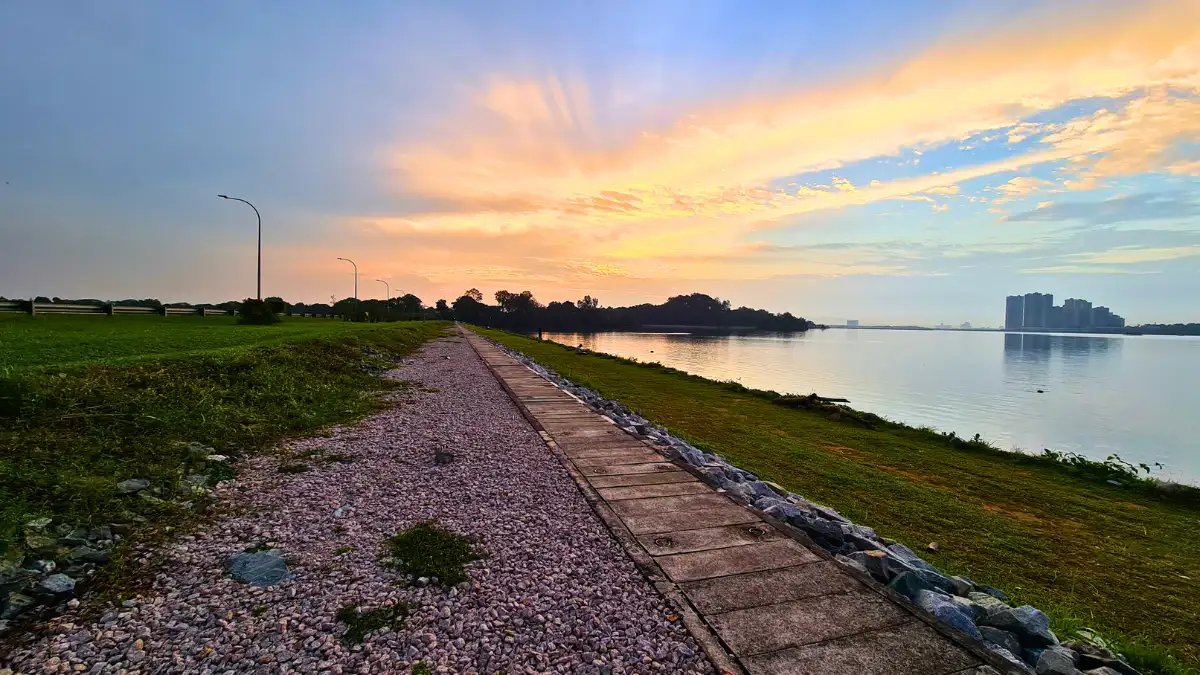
(542, 329, 1200, 484)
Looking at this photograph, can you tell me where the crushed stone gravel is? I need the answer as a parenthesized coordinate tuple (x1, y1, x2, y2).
(2, 336, 714, 674)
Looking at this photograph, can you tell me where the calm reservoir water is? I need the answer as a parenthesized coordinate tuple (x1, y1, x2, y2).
(542, 329, 1200, 484)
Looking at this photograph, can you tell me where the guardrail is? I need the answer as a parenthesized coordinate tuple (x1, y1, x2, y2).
(0, 300, 341, 318)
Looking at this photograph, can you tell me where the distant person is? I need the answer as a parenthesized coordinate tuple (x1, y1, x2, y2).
(576, 344, 583, 354)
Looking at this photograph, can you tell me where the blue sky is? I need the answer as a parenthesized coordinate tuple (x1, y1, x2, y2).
(2, 0, 1198, 325)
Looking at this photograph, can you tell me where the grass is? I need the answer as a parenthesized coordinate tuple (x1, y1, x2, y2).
(480, 328, 1200, 674)
(0, 314, 448, 593)
(336, 601, 410, 644)
(383, 521, 483, 586)
(0, 314, 421, 374)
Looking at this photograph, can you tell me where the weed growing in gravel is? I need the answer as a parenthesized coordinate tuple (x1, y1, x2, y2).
(411, 664, 432, 675)
(277, 462, 310, 474)
(243, 543, 275, 553)
(336, 602, 409, 644)
(251, 605, 269, 617)
(322, 453, 357, 464)
(334, 545, 355, 555)
(383, 521, 482, 586)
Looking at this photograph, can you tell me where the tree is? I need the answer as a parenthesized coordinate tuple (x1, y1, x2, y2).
(264, 296, 287, 314)
(576, 295, 599, 309)
(435, 299, 453, 320)
(397, 293, 423, 314)
(465, 288, 483, 302)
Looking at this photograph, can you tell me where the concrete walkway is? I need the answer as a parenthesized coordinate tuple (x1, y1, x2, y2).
(461, 327, 1008, 675)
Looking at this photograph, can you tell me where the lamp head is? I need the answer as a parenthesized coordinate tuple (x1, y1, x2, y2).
(217, 194, 229, 199)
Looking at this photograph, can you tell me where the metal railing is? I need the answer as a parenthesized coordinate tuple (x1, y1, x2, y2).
(0, 300, 342, 318)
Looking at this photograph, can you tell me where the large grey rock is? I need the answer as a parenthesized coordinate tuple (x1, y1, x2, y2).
(226, 550, 294, 587)
(968, 591, 1012, 620)
(913, 590, 982, 640)
(23, 517, 52, 532)
(846, 549, 916, 583)
(1062, 642, 1138, 675)
(888, 569, 955, 599)
(116, 479, 150, 494)
(66, 546, 110, 564)
(38, 573, 75, 595)
(1036, 647, 1081, 675)
(1, 593, 36, 620)
(979, 626, 1023, 656)
(1081, 668, 1127, 675)
(991, 647, 1037, 674)
(981, 605, 1057, 647)
(886, 543, 940, 573)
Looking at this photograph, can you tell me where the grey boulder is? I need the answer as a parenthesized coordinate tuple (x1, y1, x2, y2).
(913, 590, 982, 641)
(39, 573, 76, 595)
(226, 550, 294, 587)
(979, 626, 1023, 656)
(981, 605, 1057, 647)
(1036, 647, 1081, 675)
(116, 479, 150, 494)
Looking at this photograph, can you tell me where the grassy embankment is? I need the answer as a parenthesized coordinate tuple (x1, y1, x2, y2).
(1, 315, 449, 596)
(479, 328, 1200, 675)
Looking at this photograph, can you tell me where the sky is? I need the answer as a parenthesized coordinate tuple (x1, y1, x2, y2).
(1, 1, 1199, 326)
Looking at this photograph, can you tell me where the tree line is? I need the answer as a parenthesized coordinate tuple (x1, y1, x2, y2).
(3, 291, 810, 332)
(450, 289, 809, 333)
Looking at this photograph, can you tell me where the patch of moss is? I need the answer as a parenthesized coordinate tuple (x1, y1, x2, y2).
(336, 601, 409, 644)
(334, 545, 355, 555)
(384, 521, 483, 586)
(277, 462, 309, 474)
(251, 604, 270, 617)
(412, 663, 432, 675)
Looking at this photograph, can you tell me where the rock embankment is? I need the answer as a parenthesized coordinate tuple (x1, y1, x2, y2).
(2, 337, 711, 674)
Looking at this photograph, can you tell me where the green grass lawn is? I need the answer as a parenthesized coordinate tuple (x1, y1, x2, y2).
(0, 314, 406, 373)
(1, 315, 449, 588)
(480, 329, 1200, 674)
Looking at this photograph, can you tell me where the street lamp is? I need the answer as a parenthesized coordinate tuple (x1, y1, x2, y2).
(217, 195, 262, 300)
(336, 257, 358, 319)
(376, 279, 390, 308)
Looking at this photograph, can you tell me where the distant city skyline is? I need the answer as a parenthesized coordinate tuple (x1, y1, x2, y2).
(1004, 292, 1125, 331)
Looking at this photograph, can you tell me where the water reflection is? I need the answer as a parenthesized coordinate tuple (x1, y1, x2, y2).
(1003, 332, 1121, 365)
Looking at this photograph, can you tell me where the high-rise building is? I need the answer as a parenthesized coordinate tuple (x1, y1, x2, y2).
(1005, 295, 1024, 330)
(1022, 292, 1052, 328)
(1063, 298, 1093, 329)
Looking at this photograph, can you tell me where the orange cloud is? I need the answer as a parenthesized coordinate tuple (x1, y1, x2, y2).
(375, 0, 1200, 282)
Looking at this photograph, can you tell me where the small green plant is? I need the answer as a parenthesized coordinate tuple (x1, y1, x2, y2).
(412, 663, 432, 675)
(251, 604, 270, 617)
(336, 602, 409, 644)
(277, 462, 309, 474)
(335, 545, 356, 555)
(384, 521, 483, 586)
(243, 543, 274, 553)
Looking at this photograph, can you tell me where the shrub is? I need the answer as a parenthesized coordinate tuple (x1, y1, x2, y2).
(238, 298, 281, 325)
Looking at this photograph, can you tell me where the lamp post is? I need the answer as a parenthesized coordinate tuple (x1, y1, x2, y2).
(217, 195, 262, 300)
(336, 257, 358, 319)
(376, 279, 390, 307)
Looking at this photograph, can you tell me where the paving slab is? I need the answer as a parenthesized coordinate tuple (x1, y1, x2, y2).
(572, 450, 672, 467)
(566, 446, 664, 460)
(742, 622, 979, 675)
(585, 471, 702, 488)
(680, 561, 858, 613)
(619, 505, 761, 535)
(577, 462, 682, 477)
(709, 590, 912, 655)
(636, 522, 784, 556)
(608, 492, 733, 517)
(655, 538, 818, 582)
(597, 481, 713, 501)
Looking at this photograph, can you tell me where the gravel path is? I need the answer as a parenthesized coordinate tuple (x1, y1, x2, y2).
(2, 336, 713, 675)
